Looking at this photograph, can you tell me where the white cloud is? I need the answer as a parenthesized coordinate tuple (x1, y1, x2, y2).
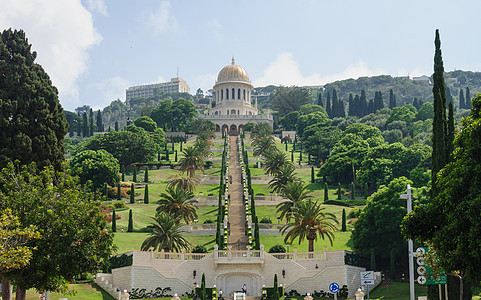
(84, 0, 108, 16)
(254, 53, 323, 87)
(0, 0, 102, 108)
(254, 53, 388, 87)
(146, 1, 180, 34)
(89, 76, 130, 108)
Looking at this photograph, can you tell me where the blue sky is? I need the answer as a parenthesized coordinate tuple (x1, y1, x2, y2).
(2, 0, 481, 111)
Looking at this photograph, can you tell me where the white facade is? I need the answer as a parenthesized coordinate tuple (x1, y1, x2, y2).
(202, 58, 273, 135)
(97, 249, 376, 299)
(126, 77, 190, 102)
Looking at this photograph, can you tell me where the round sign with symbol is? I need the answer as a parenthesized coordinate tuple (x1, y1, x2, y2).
(417, 276, 427, 285)
(329, 282, 340, 294)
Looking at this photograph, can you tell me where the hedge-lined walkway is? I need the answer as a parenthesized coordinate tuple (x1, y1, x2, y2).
(227, 136, 248, 249)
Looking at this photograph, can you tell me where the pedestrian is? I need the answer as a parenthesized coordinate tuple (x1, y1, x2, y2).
(242, 283, 247, 294)
(315, 264, 319, 269)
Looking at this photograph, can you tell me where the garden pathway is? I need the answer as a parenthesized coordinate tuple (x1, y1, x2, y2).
(228, 136, 248, 249)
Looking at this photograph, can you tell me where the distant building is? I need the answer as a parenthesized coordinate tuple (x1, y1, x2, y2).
(412, 75, 431, 84)
(126, 77, 190, 102)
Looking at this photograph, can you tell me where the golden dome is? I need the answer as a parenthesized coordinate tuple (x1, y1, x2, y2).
(216, 57, 250, 83)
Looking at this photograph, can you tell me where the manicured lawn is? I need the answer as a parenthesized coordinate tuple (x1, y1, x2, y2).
(15, 283, 115, 300)
(369, 280, 428, 300)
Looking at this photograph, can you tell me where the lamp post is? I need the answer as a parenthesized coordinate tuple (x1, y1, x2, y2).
(401, 184, 414, 300)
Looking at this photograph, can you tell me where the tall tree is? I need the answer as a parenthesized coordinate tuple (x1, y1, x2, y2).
(360, 90, 368, 117)
(0, 29, 67, 172)
(156, 186, 198, 224)
(82, 112, 89, 137)
(466, 87, 471, 109)
(270, 86, 312, 117)
(325, 92, 332, 118)
(89, 108, 94, 136)
(348, 94, 354, 116)
(431, 29, 448, 198)
(144, 184, 149, 204)
(459, 89, 465, 109)
(0, 163, 114, 297)
(127, 209, 133, 232)
(178, 146, 204, 177)
(389, 89, 396, 109)
(96, 110, 103, 132)
(317, 91, 323, 107)
(115, 121, 119, 132)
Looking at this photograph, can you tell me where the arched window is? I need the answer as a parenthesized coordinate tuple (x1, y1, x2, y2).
(215, 111, 218, 115)
(232, 88, 235, 99)
(238, 89, 241, 99)
(231, 109, 236, 115)
(221, 90, 223, 100)
(226, 89, 229, 99)
(243, 90, 246, 100)
(237, 110, 239, 115)
(227, 110, 229, 115)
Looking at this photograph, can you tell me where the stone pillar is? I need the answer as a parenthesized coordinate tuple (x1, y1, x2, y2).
(121, 290, 130, 300)
(355, 288, 365, 300)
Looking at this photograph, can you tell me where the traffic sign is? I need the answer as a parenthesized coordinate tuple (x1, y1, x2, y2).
(360, 271, 374, 280)
(361, 279, 375, 285)
(329, 282, 340, 294)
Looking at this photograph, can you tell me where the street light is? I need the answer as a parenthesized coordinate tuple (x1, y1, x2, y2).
(401, 184, 414, 300)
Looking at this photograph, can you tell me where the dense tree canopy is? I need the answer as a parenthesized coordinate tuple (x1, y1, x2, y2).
(134, 116, 157, 132)
(0, 163, 114, 295)
(77, 129, 156, 166)
(0, 29, 67, 171)
(270, 86, 312, 117)
(150, 98, 197, 131)
(403, 95, 481, 280)
(69, 150, 120, 190)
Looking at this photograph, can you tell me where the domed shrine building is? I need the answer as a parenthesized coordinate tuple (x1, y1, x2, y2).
(201, 58, 273, 135)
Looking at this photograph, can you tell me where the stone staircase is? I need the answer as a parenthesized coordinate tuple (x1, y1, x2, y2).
(95, 273, 121, 300)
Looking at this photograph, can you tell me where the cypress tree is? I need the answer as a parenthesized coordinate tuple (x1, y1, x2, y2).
(348, 93, 354, 116)
(311, 166, 315, 183)
(371, 248, 376, 270)
(339, 100, 346, 118)
(127, 209, 133, 232)
(115, 121, 119, 131)
(121, 165, 125, 181)
(337, 182, 342, 200)
(273, 274, 279, 300)
(326, 92, 332, 117)
(431, 29, 448, 198)
(112, 210, 116, 232)
(353, 94, 361, 117)
(285, 141, 288, 151)
(130, 183, 135, 204)
(317, 91, 323, 107)
(447, 101, 455, 162)
(331, 89, 339, 117)
(175, 150, 178, 162)
(82, 112, 89, 137)
(389, 89, 396, 109)
(459, 88, 465, 109)
(299, 151, 302, 163)
(291, 150, 294, 162)
(180, 141, 183, 151)
(374, 90, 384, 111)
(96, 110, 103, 132)
(108, 125, 111, 132)
(133, 165, 137, 182)
(144, 185, 149, 204)
(117, 183, 121, 200)
(466, 87, 472, 109)
(360, 90, 368, 117)
(144, 167, 149, 183)
(341, 209, 346, 232)
(104, 182, 108, 198)
(324, 183, 329, 201)
(89, 108, 94, 136)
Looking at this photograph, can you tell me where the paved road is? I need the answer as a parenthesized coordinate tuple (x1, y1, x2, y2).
(227, 136, 248, 249)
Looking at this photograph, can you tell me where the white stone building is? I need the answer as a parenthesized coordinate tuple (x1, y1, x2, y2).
(126, 77, 190, 103)
(201, 58, 273, 135)
(97, 249, 377, 299)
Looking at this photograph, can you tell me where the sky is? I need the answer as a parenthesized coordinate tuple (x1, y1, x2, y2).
(1, 0, 481, 112)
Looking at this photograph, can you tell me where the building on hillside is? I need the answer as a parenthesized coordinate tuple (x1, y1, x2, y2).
(126, 77, 190, 102)
(412, 75, 432, 84)
(200, 58, 273, 135)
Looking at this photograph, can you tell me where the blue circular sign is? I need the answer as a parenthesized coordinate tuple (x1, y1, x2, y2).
(329, 282, 340, 294)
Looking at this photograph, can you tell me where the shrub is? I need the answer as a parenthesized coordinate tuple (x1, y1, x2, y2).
(259, 217, 272, 223)
(268, 244, 286, 253)
(203, 219, 214, 224)
(113, 201, 127, 209)
(204, 160, 213, 169)
(192, 245, 208, 253)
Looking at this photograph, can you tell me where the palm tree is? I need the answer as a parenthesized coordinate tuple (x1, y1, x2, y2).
(269, 164, 298, 194)
(281, 199, 338, 252)
(141, 212, 192, 252)
(251, 122, 273, 140)
(167, 172, 200, 193)
(263, 150, 292, 176)
(178, 146, 204, 177)
(157, 186, 198, 224)
(252, 136, 277, 157)
(276, 181, 312, 222)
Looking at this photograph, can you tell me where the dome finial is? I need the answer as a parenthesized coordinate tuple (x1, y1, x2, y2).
(232, 56, 235, 65)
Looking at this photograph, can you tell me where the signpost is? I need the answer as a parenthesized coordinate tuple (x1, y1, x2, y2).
(360, 271, 375, 300)
(401, 184, 415, 300)
(329, 282, 340, 300)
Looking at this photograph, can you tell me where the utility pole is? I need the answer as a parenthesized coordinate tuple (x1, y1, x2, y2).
(401, 184, 415, 300)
